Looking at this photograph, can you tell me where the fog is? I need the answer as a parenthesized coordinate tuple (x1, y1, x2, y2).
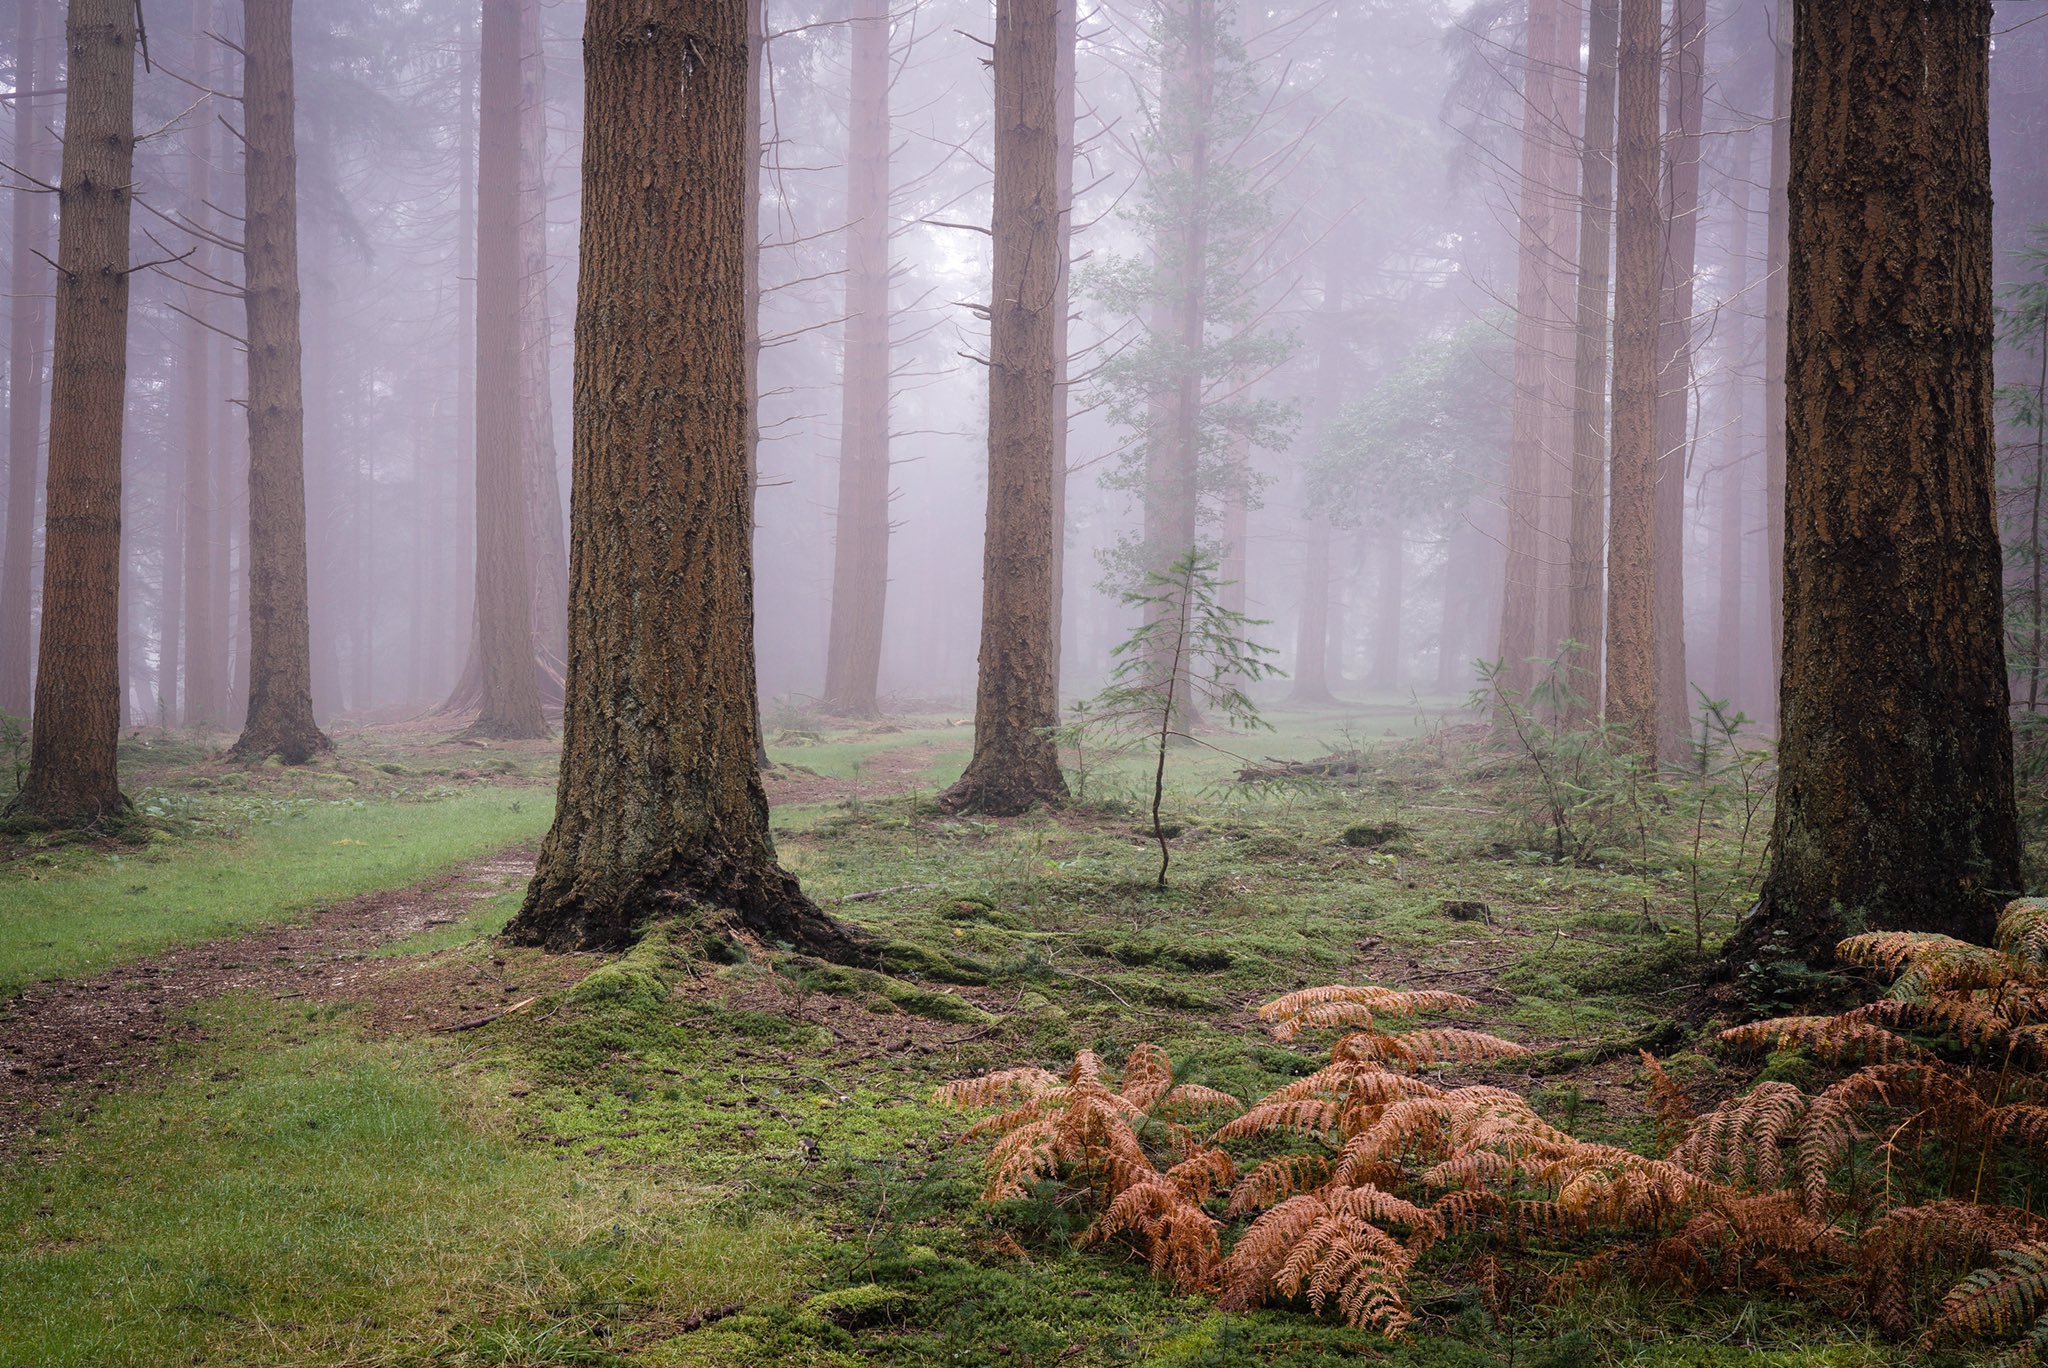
(1, 0, 2043, 739)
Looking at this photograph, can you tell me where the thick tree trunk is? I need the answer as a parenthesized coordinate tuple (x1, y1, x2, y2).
(1048, 0, 1075, 688)
(0, 0, 48, 718)
(1730, 0, 2018, 967)
(511, 0, 865, 962)
(517, 0, 567, 688)
(231, 0, 329, 764)
(1602, 0, 1661, 757)
(464, 0, 547, 740)
(9, 0, 133, 824)
(1652, 0, 1703, 760)
(1494, 0, 1581, 705)
(941, 0, 1068, 816)
(1565, 0, 1618, 722)
(820, 0, 892, 718)
(180, 0, 223, 730)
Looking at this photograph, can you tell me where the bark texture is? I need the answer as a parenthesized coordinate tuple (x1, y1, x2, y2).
(0, 0, 48, 717)
(231, 0, 329, 763)
(1565, 0, 1618, 721)
(1735, 0, 2018, 963)
(510, 0, 865, 962)
(1602, 0, 1660, 757)
(941, 0, 1068, 816)
(465, 0, 547, 740)
(820, 0, 892, 718)
(10, 0, 133, 824)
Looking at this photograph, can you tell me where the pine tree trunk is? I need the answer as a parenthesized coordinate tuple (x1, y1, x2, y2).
(1602, 0, 1661, 757)
(9, 0, 133, 824)
(1711, 132, 1755, 708)
(820, 0, 892, 718)
(1494, 0, 1580, 706)
(1048, 0, 1075, 689)
(1291, 249, 1343, 705)
(1369, 531, 1402, 691)
(231, 0, 329, 764)
(746, 0, 768, 769)
(941, 0, 1068, 816)
(1762, 0, 1790, 712)
(180, 0, 223, 731)
(1566, 0, 1618, 722)
(511, 0, 866, 962)
(1652, 0, 1703, 761)
(1731, 0, 2018, 966)
(517, 0, 567, 687)
(464, 0, 547, 740)
(0, 0, 48, 718)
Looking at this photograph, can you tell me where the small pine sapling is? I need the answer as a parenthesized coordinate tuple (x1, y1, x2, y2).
(1072, 548, 1281, 887)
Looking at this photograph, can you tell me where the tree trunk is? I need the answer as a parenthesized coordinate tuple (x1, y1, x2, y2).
(1711, 131, 1755, 708)
(1291, 249, 1343, 705)
(180, 0, 223, 731)
(0, 0, 48, 718)
(464, 0, 547, 740)
(1048, 0, 1075, 689)
(1369, 530, 1402, 691)
(1602, 0, 1661, 757)
(231, 0, 329, 764)
(510, 0, 866, 963)
(941, 0, 1068, 816)
(1565, 0, 1618, 722)
(820, 0, 892, 718)
(517, 0, 567, 688)
(1493, 0, 1580, 705)
(1762, 0, 1790, 714)
(1730, 0, 2018, 967)
(9, 0, 133, 824)
(1652, 0, 1703, 760)
(747, 0, 768, 768)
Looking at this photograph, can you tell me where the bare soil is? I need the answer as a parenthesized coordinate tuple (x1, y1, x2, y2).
(0, 846, 587, 1160)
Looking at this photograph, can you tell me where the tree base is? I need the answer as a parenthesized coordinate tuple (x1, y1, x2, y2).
(457, 712, 551, 742)
(229, 724, 333, 766)
(508, 853, 879, 967)
(937, 767, 1066, 818)
(1, 787, 136, 837)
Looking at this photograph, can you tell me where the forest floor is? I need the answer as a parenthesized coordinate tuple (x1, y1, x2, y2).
(0, 699, 1982, 1365)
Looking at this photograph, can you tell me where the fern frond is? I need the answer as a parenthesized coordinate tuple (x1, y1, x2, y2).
(1859, 1203, 2048, 1338)
(1640, 1051, 1699, 1153)
(1081, 1177, 1222, 1295)
(1928, 1241, 2048, 1347)
(1214, 1099, 1341, 1142)
(1165, 1147, 1236, 1203)
(935, 1067, 1062, 1108)
(1364, 1027, 1532, 1070)
(1226, 1154, 1334, 1217)
(1119, 1043, 1176, 1109)
(1720, 1015, 1927, 1066)
(1998, 899, 2048, 970)
(1156, 1083, 1244, 1119)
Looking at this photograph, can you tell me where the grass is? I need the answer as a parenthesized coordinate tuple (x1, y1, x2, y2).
(0, 705, 2006, 1364)
(0, 787, 553, 996)
(0, 996, 800, 1367)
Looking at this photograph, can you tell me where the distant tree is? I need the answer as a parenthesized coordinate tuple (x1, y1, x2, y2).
(231, 0, 328, 764)
(510, 0, 867, 961)
(2005, 230, 2048, 761)
(0, 0, 49, 719)
(942, 0, 1069, 816)
(1729, 0, 2019, 969)
(179, 0, 224, 731)
(820, 0, 893, 719)
(1602, 0, 1661, 759)
(8, 0, 134, 825)
(462, 0, 546, 740)
(516, 0, 567, 689)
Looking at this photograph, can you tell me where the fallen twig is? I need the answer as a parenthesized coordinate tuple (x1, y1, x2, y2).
(434, 996, 537, 1033)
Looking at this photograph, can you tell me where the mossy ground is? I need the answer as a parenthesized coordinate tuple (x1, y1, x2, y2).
(0, 704, 2013, 1364)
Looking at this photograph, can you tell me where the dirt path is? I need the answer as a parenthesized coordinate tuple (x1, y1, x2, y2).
(0, 846, 562, 1160)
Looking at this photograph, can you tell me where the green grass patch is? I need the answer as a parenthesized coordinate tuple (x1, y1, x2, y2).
(0, 788, 552, 996)
(0, 997, 800, 1367)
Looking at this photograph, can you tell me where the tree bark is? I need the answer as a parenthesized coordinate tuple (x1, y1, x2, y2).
(1565, 0, 1617, 722)
(510, 0, 866, 962)
(1711, 130, 1755, 708)
(180, 0, 223, 730)
(231, 0, 329, 763)
(941, 0, 1068, 816)
(1652, 0, 1703, 760)
(1494, 0, 1581, 705)
(1048, 0, 1075, 690)
(820, 0, 892, 718)
(0, 0, 48, 718)
(1602, 0, 1660, 757)
(1731, 0, 2018, 967)
(464, 0, 547, 740)
(9, 0, 133, 824)
(1290, 248, 1344, 705)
